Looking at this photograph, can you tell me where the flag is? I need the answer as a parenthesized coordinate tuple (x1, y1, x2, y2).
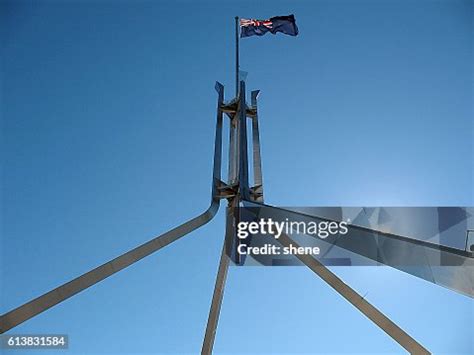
(240, 15, 298, 38)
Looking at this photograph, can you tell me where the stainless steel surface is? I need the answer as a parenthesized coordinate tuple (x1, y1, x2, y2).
(250, 90, 263, 202)
(201, 206, 233, 355)
(237, 81, 250, 201)
(277, 232, 431, 355)
(247, 203, 474, 297)
(0, 202, 219, 334)
(0, 82, 227, 335)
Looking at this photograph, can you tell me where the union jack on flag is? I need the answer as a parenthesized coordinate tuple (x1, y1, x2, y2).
(240, 14, 298, 38)
(240, 19, 273, 29)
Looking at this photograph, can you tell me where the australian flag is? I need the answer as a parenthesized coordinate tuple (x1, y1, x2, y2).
(240, 14, 298, 38)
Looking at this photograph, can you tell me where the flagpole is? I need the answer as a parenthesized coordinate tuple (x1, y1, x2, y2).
(235, 16, 239, 97)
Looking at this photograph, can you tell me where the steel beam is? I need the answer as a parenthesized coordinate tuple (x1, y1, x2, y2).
(246, 202, 474, 297)
(237, 81, 250, 201)
(276, 232, 431, 354)
(250, 89, 263, 202)
(228, 118, 237, 184)
(0, 82, 227, 334)
(0, 203, 219, 334)
(201, 205, 233, 355)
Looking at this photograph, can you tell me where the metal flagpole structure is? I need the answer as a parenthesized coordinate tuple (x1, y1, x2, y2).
(5, 14, 474, 355)
(235, 16, 240, 96)
(199, 75, 431, 354)
(202, 17, 430, 354)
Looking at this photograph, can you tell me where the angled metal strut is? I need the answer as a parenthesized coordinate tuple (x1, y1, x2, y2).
(0, 82, 226, 334)
(276, 232, 431, 355)
(201, 211, 232, 355)
(0, 204, 218, 334)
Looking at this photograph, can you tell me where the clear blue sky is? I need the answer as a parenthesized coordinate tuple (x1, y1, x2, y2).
(1, 0, 473, 354)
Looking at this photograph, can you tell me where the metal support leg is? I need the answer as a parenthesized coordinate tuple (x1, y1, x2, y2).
(201, 238, 230, 355)
(277, 233, 431, 355)
(0, 201, 219, 334)
(201, 203, 235, 355)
